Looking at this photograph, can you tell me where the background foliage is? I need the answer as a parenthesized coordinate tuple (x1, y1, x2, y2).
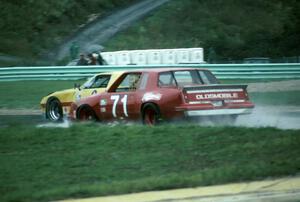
(0, 0, 136, 59)
(105, 0, 300, 62)
(0, 124, 299, 202)
(0, 0, 299, 65)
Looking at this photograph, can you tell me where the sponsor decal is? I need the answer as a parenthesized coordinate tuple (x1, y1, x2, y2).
(92, 90, 97, 95)
(142, 92, 162, 102)
(196, 93, 238, 100)
(100, 107, 106, 112)
(100, 99, 107, 106)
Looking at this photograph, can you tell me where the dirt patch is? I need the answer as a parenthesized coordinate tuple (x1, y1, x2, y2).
(247, 80, 300, 92)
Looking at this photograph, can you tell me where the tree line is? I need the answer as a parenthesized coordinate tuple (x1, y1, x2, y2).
(105, 0, 300, 61)
(0, 0, 299, 64)
(0, 0, 136, 60)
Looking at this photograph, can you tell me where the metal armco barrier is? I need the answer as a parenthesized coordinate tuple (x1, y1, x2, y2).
(0, 63, 300, 81)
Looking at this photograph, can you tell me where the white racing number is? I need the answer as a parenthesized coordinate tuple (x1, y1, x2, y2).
(110, 95, 128, 118)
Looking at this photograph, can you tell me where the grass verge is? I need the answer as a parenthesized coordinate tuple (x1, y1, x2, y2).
(0, 80, 83, 109)
(0, 124, 299, 202)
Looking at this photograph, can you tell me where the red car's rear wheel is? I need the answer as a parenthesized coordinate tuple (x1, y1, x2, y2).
(142, 103, 161, 126)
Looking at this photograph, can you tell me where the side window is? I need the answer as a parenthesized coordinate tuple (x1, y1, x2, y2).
(115, 73, 141, 92)
(158, 72, 176, 87)
(88, 75, 111, 88)
(82, 76, 96, 89)
(173, 71, 194, 86)
(198, 70, 219, 84)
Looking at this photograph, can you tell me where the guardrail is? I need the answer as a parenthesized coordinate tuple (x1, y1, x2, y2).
(100, 48, 204, 65)
(0, 63, 300, 81)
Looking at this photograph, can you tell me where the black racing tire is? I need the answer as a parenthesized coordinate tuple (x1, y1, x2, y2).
(77, 106, 97, 121)
(46, 99, 63, 122)
(142, 103, 161, 126)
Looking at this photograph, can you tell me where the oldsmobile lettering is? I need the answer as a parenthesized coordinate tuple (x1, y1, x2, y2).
(196, 93, 238, 100)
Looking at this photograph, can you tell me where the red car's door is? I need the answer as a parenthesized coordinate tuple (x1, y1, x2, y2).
(99, 73, 142, 121)
(106, 92, 137, 120)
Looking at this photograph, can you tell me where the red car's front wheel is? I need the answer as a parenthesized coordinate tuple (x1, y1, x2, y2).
(77, 106, 97, 121)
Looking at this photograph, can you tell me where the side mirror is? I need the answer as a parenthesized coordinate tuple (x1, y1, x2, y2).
(74, 83, 81, 90)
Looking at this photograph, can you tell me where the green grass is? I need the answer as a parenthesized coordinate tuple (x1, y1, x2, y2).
(0, 80, 84, 109)
(0, 124, 299, 202)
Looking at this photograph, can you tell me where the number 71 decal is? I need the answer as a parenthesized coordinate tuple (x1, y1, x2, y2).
(110, 95, 128, 117)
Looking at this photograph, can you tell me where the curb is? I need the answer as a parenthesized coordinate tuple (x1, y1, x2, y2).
(60, 176, 300, 202)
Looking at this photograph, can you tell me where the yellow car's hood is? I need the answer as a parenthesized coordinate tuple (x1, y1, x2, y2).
(40, 88, 76, 105)
(40, 71, 125, 109)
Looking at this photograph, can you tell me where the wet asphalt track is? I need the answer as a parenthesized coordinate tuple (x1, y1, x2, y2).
(0, 105, 299, 129)
(0, 114, 46, 127)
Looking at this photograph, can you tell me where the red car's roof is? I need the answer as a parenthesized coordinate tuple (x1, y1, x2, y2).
(123, 67, 209, 73)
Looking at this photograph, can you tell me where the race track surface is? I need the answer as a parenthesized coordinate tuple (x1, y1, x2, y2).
(59, 176, 300, 202)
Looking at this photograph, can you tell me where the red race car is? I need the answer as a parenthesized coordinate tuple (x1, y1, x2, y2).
(69, 68, 254, 125)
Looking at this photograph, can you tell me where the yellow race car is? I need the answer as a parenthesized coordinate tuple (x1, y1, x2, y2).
(40, 71, 124, 121)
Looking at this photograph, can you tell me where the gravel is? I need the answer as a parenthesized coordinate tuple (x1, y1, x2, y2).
(247, 80, 300, 92)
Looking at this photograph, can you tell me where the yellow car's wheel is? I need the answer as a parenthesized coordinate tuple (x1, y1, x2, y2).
(46, 98, 63, 122)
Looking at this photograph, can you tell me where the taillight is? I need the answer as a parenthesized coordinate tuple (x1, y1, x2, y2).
(244, 91, 250, 100)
